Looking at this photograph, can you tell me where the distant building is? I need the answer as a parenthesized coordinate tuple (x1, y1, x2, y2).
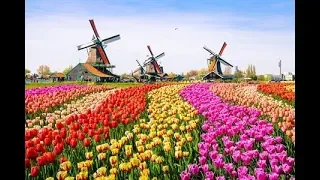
(67, 63, 119, 82)
(283, 72, 295, 81)
(50, 72, 66, 82)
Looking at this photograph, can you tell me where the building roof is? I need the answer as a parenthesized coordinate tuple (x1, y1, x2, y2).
(50, 73, 66, 78)
(82, 63, 114, 77)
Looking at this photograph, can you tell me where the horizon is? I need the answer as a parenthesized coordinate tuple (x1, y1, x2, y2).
(25, 0, 295, 75)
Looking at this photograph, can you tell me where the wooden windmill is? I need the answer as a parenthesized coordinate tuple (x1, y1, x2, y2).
(202, 42, 234, 80)
(142, 45, 167, 82)
(77, 19, 120, 75)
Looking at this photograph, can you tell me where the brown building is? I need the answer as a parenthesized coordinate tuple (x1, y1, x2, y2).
(66, 63, 119, 82)
(50, 73, 66, 82)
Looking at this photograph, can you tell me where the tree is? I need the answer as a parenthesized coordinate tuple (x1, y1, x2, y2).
(37, 65, 51, 78)
(168, 72, 176, 79)
(234, 70, 244, 78)
(197, 68, 208, 79)
(25, 69, 31, 75)
(120, 73, 129, 79)
(257, 75, 265, 81)
(223, 67, 232, 75)
(63, 65, 73, 75)
(245, 64, 257, 79)
(188, 70, 198, 77)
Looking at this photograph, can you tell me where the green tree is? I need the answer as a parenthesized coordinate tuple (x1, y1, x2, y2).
(257, 75, 265, 81)
(234, 69, 244, 78)
(25, 69, 31, 75)
(63, 65, 73, 75)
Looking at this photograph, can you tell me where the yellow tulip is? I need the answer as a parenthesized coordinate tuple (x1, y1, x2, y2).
(46, 177, 54, 180)
(130, 157, 140, 167)
(139, 175, 149, 180)
(65, 177, 75, 180)
(60, 161, 72, 171)
(85, 152, 93, 160)
(162, 165, 169, 174)
(139, 161, 147, 170)
(56, 171, 68, 180)
(137, 145, 145, 153)
(175, 150, 183, 159)
(109, 156, 118, 167)
(183, 151, 189, 157)
(109, 168, 117, 175)
(98, 153, 107, 161)
(111, 148, 119, 155)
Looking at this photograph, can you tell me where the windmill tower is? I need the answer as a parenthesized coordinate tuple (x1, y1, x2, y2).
(77, 19, 120, 75)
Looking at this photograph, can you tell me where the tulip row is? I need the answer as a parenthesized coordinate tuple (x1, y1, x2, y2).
(210, 83, 295, 143)
(26, 89, 118, 129)
(25, 84, 165, 179)
(25, 84, 85, 97)
(257, 83, 295, 105)
(179, 83, 295, 180)
(25, 85, 112, 115)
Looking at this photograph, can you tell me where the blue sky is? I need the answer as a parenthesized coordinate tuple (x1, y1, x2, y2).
(25, 0, 294, 75)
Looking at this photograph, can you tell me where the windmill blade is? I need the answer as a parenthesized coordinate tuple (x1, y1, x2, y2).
(155, 52, 165, 60)
(77, 41, 96, 50)
(217, 57, 233, 67)
(147, 45, 154, 57)
(97, 45, 111, 65)
(152, 61, 162, 73)
(143, 57, 153, 66)
(136, 60, 143, 68)
(219, 42, 227, 56)
(89, 19, 100, 39)
(203, 46, 216, 55)
(101, 35, 121, 46)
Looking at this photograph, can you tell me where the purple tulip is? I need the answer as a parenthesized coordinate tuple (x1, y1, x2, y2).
(268, 173, 280, 180)
(232, 150, 241, 162)
(199, 156, 207, 165)
(282, 163, 293, 173)
(259, 151, 268, 160)
(201, 164, 209, 173)
(216, 176, 225, 180)
(180, 170, 191, 180)
(286, 157, 295, 166)
(213, 157, 224, 168)
(205, 171, 214, 180)
(255, 168, 267, 180)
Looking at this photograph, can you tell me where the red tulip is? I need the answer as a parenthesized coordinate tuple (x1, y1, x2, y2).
(83, 138, 91, 147)
(110, 121, 117, 128)
(78, 132, 85, 141)
(25, 158, 31, 169)
(30, 166, 39, 177)
(26, 147, 38, 159)
(94, 135, 101, 143)
(37, 156, 47, 166)
(44, 137, 52, 146)
(25, 140, 34, 148)
(70, 138, 78, 148)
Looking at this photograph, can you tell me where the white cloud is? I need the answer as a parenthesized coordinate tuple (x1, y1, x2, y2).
(25, 11, 294, 75)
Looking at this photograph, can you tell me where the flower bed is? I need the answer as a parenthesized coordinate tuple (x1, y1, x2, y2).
(25, 84, 164, 179)
(25, 85, 112, 115)
(26, 89, 117, 129)
(179, 83, 295, 180)
(210, 83, 295, 143)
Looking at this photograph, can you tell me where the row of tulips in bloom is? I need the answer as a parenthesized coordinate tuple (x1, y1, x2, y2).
(25, 85, 85, 96)
(25, 84, 165, 179)
(180, 83, 295, 180)
(210, 83, 295, 143)
(26, 84, 206, 180)
(26, 89, 118, 129)
(257, 83, 295, 106)
(25, 85, 113, 116)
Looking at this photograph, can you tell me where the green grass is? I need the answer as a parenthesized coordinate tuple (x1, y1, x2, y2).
(25, 81, 141, 89)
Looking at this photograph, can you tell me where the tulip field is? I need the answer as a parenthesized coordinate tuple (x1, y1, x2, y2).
(25, 82, 295, 180)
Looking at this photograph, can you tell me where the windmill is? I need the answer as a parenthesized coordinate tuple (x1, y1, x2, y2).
(142, 45, 168, 82)
(202, 42, 234, 80)
(77, 19, 121, 78)
(131, 60, 148, 82)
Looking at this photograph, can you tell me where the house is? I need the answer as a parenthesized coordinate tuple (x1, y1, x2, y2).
(66, 63, 120, 82)
(50, 73, 66, 82)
